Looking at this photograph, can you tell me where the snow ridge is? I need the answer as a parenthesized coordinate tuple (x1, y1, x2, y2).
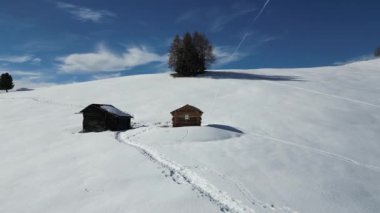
(116, 128, 256, 213)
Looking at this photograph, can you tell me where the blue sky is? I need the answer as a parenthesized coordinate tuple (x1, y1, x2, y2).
(0, 0, 379, 87)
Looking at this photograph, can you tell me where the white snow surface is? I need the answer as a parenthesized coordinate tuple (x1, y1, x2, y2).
(1, 59, 380, 213)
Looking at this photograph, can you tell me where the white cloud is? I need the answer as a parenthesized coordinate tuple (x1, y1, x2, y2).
(56, 2, 115, 23)
(0, 55, 41, 64)
(57, 44, 168, 73)
(213, 46, 245, 66)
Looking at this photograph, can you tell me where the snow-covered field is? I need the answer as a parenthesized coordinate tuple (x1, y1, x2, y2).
(1, 59, 380, 213)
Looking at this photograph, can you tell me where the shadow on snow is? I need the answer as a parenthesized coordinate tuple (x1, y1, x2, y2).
(207, 124, 244, 134)
(200, 71, 303, 82)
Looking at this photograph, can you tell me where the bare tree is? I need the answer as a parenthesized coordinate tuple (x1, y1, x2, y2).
(193, 32, 215, 74)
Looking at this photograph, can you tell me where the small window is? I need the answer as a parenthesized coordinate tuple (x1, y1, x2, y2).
(184, 114, 189, 120)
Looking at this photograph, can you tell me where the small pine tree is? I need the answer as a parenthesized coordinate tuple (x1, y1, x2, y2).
(375, 47, 380, 58)
(0, 73, 14, 93)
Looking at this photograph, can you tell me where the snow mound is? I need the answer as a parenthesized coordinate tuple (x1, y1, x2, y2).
(134, 125, 243, 144)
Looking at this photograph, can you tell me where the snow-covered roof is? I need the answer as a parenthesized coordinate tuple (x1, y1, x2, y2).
(81, 104, 133, 118)
(100, 105, 132, 117)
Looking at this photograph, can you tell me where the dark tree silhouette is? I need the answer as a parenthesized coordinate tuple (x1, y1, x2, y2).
(181, 32, 198, 76)
(168, 32, 215, 76)
(0, 73, 14, 92)
(192, 32, 215, 74)
(375, 47, 380, 58)
(168, 35, 183, 74)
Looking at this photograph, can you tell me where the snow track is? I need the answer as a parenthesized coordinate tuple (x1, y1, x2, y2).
(116, 129, 256, 213)
(117, 127, 298, 212)
(250, 132, 380, 172)
(194, 165, 296, 212)
(0, 96, 84, 108)
(265, 81, 380, 109)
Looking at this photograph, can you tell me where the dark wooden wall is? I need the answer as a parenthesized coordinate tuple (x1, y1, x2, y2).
(82, 107, 131, 132)
(172, 110, 202, 127)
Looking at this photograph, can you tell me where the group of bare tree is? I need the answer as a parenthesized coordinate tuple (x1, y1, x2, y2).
(168, 32, 215, 76)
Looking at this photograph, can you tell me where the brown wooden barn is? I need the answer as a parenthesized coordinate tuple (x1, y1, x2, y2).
(171, 104, 203, 127)
(80, 104, 133, 132)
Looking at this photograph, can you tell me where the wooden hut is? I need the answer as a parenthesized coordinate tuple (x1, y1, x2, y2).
(80, 104, 133, 132)
(171, 104, 203, 127)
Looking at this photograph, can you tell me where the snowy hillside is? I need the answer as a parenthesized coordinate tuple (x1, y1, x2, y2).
(1, 59, 380, 213)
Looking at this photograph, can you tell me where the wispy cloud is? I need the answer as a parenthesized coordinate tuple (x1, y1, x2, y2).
(57, 44, 168, 73)
(10, 70, 42, 77)
(213, 46, 245, 66)
(212, 33, 278, 68)
(56, 2, 115, 23)
(175, 9, 200, 24)
(211, 8, 256, 32)
(232, 0, 272, 55)
(334, 54, 375, 66)
(0, 55, 41, 64)
(176, 7, 256, 33)
(92, 73, 121, 80)
(19, 40, 64, 52)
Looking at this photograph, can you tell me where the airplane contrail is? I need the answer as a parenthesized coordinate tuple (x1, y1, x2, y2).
(231, 0, 272, 56)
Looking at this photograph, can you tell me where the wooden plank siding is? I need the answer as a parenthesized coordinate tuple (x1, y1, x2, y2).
(171, 104, 203, 127)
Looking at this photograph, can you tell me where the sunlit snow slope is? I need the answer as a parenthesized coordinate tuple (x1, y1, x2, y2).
(1, 59, 380, 213)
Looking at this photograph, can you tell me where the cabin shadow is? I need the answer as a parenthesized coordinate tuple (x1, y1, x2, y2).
(199, 71, 303, 81)
(207, 124, 244, 134)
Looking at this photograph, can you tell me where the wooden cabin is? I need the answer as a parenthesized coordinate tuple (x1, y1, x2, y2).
(80, 104, 133, 132)
(171, 104, 203, 127)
